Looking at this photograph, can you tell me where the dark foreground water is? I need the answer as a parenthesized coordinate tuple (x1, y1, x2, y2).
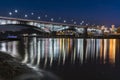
(0, 37, 120, 80)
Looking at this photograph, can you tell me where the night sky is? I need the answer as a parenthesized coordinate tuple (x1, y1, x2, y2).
(0, 0, 120, 26)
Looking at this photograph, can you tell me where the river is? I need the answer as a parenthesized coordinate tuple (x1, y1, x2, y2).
(0, 37, 120, 80)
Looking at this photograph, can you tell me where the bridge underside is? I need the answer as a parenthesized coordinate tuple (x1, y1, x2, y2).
(0, 25, 86, 37)
(0, 24, 47, 33)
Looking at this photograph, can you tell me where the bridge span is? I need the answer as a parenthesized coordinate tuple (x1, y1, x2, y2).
(0, 16, 88, 37)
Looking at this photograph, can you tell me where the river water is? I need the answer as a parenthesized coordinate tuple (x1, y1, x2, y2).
(0, 37, 120, 80)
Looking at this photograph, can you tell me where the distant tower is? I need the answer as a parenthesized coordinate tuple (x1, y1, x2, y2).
(101, 25, 105, 30)
(111, 25, 115, 33)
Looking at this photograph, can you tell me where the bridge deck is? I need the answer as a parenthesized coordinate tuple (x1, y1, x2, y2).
(0, 16, 82, 27)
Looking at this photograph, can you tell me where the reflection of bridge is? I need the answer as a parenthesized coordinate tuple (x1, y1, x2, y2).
(0, 16, 87, 36)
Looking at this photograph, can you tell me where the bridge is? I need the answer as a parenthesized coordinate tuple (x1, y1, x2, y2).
(0, 16, 87, 36)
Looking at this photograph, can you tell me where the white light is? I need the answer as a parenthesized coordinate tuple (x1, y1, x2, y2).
(38, 16, 40, 19)
(31, 13, 34, 15)
(15, 10, 18, 13)
(25, 14, 28, 18)
(80, 23, 82, 25)
(71, 19, 74, 22)
(82, 21, 84, 23)
(74, 21, 76, 24)
(80, 21, 84, 25)
(86, 24, 88, 26)
(51, 18, 54, 21)
(63, 20, 66, 23)
(45, 15, 48, 18)
(9, 12, 12, 16)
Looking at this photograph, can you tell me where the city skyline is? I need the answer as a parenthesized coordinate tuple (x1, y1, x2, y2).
(0, 0, 120, 26)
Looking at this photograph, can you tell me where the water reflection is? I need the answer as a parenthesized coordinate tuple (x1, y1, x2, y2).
(100, 39, 116, 64)
(109, 39, 116, 64)
(0, 38, 119, 68)
(0, 41, 20, 58)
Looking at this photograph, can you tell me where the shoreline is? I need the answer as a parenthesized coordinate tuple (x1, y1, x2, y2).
(0, 35, 120, 41)
(21, 35, 120, 39)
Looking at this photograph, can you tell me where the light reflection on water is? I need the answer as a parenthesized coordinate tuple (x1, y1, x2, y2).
(0, 38, 119, 68)
(0, 41, 20, 58)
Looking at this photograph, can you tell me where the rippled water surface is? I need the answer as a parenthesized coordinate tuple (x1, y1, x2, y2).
(0, 38, 120, 80)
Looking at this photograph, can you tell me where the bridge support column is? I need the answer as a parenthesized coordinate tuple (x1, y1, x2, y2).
(84, 27, 88, 37)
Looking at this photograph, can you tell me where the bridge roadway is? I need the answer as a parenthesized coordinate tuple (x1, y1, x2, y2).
(0, 16, 87, 35)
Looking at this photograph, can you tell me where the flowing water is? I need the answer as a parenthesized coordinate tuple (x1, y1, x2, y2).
(0, 37, 120, 80)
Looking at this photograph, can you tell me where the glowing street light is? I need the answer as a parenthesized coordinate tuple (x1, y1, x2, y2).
(80, 21, 84, 25)
(74, 21, 76, 24)
(80, 23, 82, 25)
(38, 16, 40, 19)
(25, 14, 28, 18)
(51, 18, 54, 21)
(86, 24, 88, 26)
(31, 13, 34, 15)
(15, 10, 18, 13)
(45, 14, 48, 18)
(82, 21, 84, 23)
(63, 20, 66, 23)
(9, 12, 12, 16)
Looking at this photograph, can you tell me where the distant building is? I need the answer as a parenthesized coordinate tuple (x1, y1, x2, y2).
(111, 25, 115, 33)
(101, 25, 105, 30)
(104, 28, 110, 33)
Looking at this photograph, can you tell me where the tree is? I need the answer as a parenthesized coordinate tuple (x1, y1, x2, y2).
(116, 27, 120, 33)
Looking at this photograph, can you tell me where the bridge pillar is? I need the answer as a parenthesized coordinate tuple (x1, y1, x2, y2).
(84, 26, 88, 37)
(51, 31, 56, 37)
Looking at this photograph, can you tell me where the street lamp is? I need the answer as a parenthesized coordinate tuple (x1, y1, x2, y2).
(82, 21, 84, 23)
(9, 12, 12, 15)
(31, 12, 34, 15)
(51, 18, 54, 21)
(25, 14, 28, 18)
(80, 21, 84, 25)
(63, 20, 66, 23)
(74, 21, 76, 24)
(38, 16, 40, 19)
(15, 10, 18, 13)
(45, 14, 48, 18)
(86, 23, 88, 26)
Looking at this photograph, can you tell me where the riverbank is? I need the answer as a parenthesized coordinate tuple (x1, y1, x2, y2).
(0, 52, 60, 80)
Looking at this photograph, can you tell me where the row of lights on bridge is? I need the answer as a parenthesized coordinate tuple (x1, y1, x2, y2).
(9, 9, 86, 25)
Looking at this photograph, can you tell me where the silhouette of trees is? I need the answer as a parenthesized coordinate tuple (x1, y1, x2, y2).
(116, 27, 120, 33)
